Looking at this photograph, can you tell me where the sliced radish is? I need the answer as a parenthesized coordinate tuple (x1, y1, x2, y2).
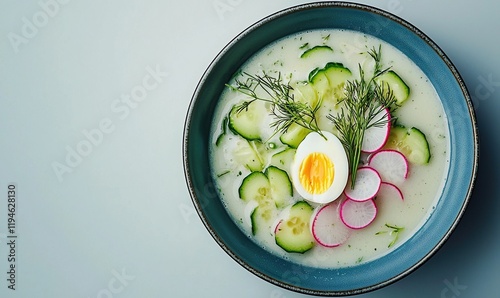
(340, 198, 377, 229)
(360, 152, 371, 166)
(373, 182, 405, 224)
(377, 182, 404, 201)
(273, 219, 283, 235)
(368, 149, 408, 185)
(344, 167, 381, 202)
(311, 199, 352, 247)
(361, 108, 391, 153)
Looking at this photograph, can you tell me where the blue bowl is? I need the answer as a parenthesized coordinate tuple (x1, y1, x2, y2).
(183, 2, 478, 295)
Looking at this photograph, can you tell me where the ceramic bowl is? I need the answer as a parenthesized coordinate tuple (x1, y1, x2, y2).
(183, 2, 478, 295)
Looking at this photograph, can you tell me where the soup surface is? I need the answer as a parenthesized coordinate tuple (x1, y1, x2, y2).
(210, 29, 449, 268)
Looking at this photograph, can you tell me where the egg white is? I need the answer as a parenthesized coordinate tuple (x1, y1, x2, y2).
(291, 131, 349, 204)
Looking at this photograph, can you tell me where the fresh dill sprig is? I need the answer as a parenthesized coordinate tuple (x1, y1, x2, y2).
(227, 72, 324, 139)
(376, 223, 405, 248)
(327, 46, 398, 187)
(368, 45, 384, 75)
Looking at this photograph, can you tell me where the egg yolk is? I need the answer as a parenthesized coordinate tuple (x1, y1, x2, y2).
(298, 152, 334, 194)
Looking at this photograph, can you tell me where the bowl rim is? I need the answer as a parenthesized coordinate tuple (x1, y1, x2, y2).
(183, 1, 479, 296)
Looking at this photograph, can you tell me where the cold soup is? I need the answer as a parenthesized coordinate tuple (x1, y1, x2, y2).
(209, 29, 449, 268)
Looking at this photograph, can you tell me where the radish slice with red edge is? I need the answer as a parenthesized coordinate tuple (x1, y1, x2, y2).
(273, 219, 283, 235)
(378, 182, 404, 201)
(362, 108, 391, 153)
(344, 167, 381, 202)
(340, 198, 377, 229)
(311, 199, 352, 247)
(368, 149, 408, 185)
(373, 182, 405, 225)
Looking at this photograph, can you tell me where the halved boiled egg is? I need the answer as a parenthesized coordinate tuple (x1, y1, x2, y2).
(291, 131, 349, 204)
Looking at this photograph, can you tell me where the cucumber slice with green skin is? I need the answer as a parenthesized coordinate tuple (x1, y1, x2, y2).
(385, 125, 431, 164)
(266, 166, 293, 208)
(279, 123, 311, 148)
(239, 167, 293, 206)
(387, 124, 408, 143)
(283, 82, 319, 148)
(250, 200, 277, 235)
(309, 62, 352, 101)
(270, 148, 296, 169)
(241, 167, 293, 234)
(323, 62, 352, 100)
(228, 103, 262, 141)
(323, 62, 349, 73)
(239, 172, 270, 202)
(309, 71, 330, 98)
(300, 45, 333, 59)
(275, 201, 315, 253)
(215, 116, 228, 146)
(405, 127, 431, 164)
(291, 81, 319, 109)
(233, 139, 264, 171)
(376, 70, 410, 105)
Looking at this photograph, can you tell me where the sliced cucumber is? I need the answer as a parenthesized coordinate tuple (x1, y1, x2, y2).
(239, 167, 293, 205)
(275, 201, 315, 253)
(239, 171, 270, 202)
(233, 139, 264, 171)
(387, 124, 407, 143)
(279, 123, 311, 148)
(291, 81, 319, 109)
(241, 168, 293, 234)
(270, 148, 296, 169)
(300, 45, 333, 59)
(228, 103, 262, 141)
(385, 125, 431, 164)
(250, 199, 277, 235)
(309, 62, 352, 101)
(215, 115, 228, 146)
(309, 70, 330, 99)
(406, 127, 431, 164)
(376, 70, 410, 105)
(323, 62, 352, 100)
(265, 166, 293, 208)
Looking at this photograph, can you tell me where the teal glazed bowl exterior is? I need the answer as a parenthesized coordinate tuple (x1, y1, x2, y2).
(183, 2, 478, 296)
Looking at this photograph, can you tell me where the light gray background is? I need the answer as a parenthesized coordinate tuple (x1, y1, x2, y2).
(0, 0, 497, 297)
